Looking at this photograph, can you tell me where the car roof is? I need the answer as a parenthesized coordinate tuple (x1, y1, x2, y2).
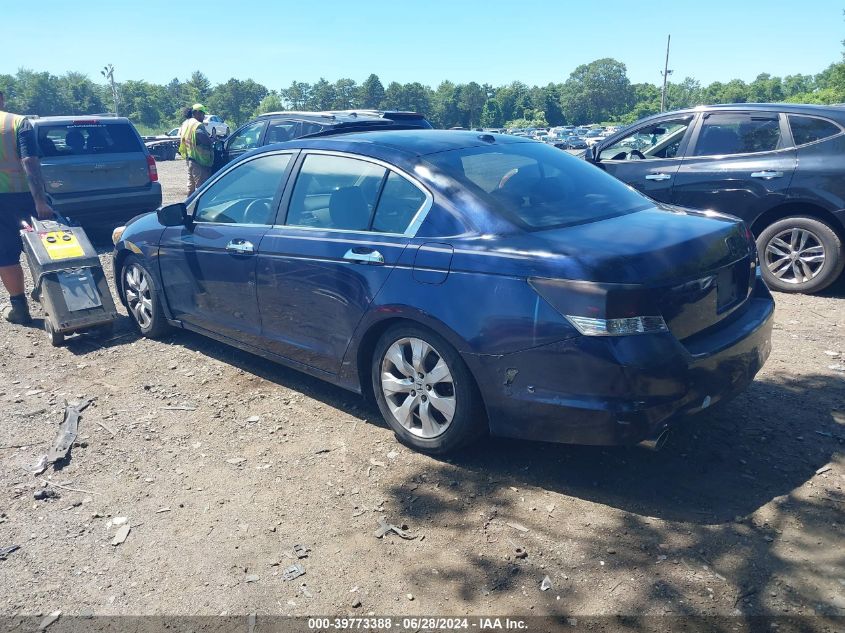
(31, 116, 133, 125)
(647, 102, 845, 119)
(254, 109, 426, 124)
(271, 129, 533, 157)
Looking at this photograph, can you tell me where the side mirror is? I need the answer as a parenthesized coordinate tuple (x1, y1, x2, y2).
(157, 203, 189, 227)
(586, 144, 600, 163)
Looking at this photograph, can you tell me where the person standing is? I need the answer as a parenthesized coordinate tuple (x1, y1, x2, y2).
(0, 90, 54, 325)
(178, 103, 214, 195)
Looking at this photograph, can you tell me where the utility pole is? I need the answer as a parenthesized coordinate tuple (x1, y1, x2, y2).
(101, 64, 119, 116)
(660, 35, 673, 113)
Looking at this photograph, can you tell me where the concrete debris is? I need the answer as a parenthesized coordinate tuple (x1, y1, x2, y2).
(282, 563, 306, 581)
(30, 399, 93, 474)
(506, 521, 529, 533)
(374, 519, 416, 540)
(245, 574, 259, 583)
(38, 611, 61, 631)
(111, 525, 131, 546)
(293, 544, 309, 559)
(541, 576, 552, 591)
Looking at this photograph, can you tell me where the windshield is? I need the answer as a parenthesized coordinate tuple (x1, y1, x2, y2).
(426, 141, 651, 230)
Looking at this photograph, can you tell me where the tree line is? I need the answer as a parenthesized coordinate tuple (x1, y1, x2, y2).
(2, 55, 845, 134)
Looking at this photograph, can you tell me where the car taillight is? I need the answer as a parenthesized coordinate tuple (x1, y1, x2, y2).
(146, 155, 158, 182)
(528, 277, 668, 337)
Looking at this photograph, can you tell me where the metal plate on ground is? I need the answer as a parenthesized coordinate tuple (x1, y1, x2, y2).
(57, 269, 102, 311)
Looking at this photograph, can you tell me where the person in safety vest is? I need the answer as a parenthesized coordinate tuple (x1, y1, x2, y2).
(0, 90, 54, 325)
(178, 103, 213, 195)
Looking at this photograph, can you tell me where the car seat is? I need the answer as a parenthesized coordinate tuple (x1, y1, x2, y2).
(329, 187, 370, 231)
(65, 129, 85, 154)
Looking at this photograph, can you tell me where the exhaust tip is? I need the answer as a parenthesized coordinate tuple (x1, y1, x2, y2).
(639, 429, 671, 452)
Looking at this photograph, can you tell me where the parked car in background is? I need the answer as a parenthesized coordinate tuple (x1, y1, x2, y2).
(587, 103, 845, 293)
(560, 135, 588, 149)
(142, 128, 181, 161)
(34, 116, 161, 229)
(204, 114, 229, 137)
(112, 130, 772, 454)
(583, 129, 607, 146)
(213, 109, 432, 170)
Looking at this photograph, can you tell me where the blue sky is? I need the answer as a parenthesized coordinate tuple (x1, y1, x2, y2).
(4, 0, 843, 89)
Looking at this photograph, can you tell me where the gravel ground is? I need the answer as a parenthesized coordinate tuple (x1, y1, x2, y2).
(0, 159, 843, 619)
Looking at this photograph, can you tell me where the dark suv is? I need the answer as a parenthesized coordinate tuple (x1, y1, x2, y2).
(587, 104, 845, 293)
(213, 110, 432, 170)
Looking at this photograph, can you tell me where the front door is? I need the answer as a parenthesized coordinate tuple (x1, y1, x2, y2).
(158, 151, 295, 344)
(671, 111, 797, 224)
(215, 120, 267, 170)
(256, 152, 431, 374)
(595, 114, 696, 203)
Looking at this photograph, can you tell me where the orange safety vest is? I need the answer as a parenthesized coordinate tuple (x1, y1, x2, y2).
(179, 118, 213, 167)
(0, 111, 28, 194)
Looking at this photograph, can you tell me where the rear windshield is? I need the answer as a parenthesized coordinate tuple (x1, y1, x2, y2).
(426, 141, 651, 230)
(37, 123, 142, 157)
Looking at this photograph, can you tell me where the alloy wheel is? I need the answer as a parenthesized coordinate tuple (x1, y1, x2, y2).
(764, 228, 826, 285)
(124, 264, 154, 329)
(380, 337, 456, 439)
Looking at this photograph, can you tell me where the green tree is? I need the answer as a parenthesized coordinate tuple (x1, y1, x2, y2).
(12, 69, 64, 115)
(332, 78, 359, 110)
(561, 58, 634, 124)
(359, 74, 385, 108)
(431, 81, 461, 128)
(748, 73, 784, 102)
(184, 70, 211, 104)
(208, 78, 268, 126)
(57, 72, 105, 114)
(480, 99, 503, 127)
(460, 81, 486, 127)
(281, 81, 311, 109)
(666, 77, 702, 110)
(254, 91, 285, 116)
(307, 78, 336, 110)
(542, 83, 565, 126)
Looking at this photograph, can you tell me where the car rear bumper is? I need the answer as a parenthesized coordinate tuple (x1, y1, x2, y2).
(465, 279, 774, 446)
(50, 183, 163, 226)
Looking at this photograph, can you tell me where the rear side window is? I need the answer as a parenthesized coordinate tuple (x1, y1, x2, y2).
(286, 154, 386, 230)
(37, 123, 142, 156)
(789, 115, 841, 146)
(693, 113, 782, 156)
(427, 142, 651, 230)
(372, 172, 427, 233)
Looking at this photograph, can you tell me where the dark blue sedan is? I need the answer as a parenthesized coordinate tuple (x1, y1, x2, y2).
(112, 130, 774, 454)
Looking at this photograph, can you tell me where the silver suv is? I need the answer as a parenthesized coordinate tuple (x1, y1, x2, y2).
(33, 116, 162, 229)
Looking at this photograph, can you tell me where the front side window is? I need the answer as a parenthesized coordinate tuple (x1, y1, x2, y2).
(599, 117, 692, 161)
(227, 121, 266, 152)
(286, 155, 386, 230)
(789, 115, 841, 146)
(194, 153, 292, 224)
(427, 141, 651, 230)
(693, 113, 782, 156)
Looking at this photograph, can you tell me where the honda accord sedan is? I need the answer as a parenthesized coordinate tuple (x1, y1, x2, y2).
(112, 130, 774, 454)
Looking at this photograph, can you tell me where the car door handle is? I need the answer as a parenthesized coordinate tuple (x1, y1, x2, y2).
(343, 247, 384, 265)
(645, 173, 672, 181)
(225, 239, 255, 254)
(750, 171, 783, 179)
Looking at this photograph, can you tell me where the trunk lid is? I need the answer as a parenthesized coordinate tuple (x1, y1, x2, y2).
(516, 206, 757, 340)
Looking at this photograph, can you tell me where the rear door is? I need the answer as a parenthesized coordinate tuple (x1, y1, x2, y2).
(256, 151, 431, 373)
(37, 120, 150, 196)
(671, 111, 796, 224)
(594, 114, 696, 203)
(158, 151, 296, 345)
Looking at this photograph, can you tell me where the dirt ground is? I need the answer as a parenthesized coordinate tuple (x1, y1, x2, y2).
(0, 158, 843, 620)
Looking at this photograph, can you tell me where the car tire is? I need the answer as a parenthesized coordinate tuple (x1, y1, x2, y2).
(371, 324, 485, 454)
(757, 216, 844, 294)
(121, 255, 170, 338)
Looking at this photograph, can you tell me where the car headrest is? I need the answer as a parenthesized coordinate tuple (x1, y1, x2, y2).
(329, 187, 370, 231)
